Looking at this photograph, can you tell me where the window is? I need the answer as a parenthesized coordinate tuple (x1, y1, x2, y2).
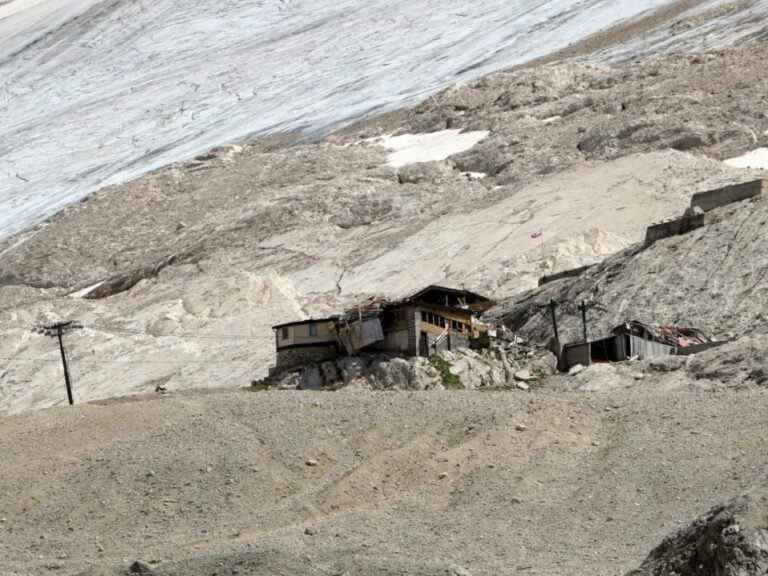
(281, 327, 289, 340)
(309, 323, 318, 337)
(421, 311, 428, 322)
(439, 316, 446, 328)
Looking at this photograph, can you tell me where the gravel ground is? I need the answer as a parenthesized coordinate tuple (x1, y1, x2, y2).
(1, 384, 766, 576)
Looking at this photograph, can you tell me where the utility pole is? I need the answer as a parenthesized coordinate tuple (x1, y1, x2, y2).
(547, 299, 560, 343)
(35, 321, 82, 406)
(578, 300, 589, 343)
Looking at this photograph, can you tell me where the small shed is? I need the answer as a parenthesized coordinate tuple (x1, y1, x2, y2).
(559, 321, 710, 372)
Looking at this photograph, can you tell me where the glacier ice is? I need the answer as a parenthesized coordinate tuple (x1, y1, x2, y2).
(0, 0, 758, 239)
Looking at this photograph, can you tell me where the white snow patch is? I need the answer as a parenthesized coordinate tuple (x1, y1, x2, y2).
(69, 281, 104, 299)
(462, 171, 487, 180)
(541, 115, 563, 124)
(724, 148, 768, 170)
(374, 130, 489, 168)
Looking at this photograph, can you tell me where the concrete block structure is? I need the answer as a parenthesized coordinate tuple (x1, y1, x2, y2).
(644, 208, 705, 245)
(538, 264, 595, 286)
(558, 321, 708, 372)
(690, 179, 764, 212)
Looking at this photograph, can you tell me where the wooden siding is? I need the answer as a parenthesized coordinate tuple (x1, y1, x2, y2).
(276, 320, 336, 350)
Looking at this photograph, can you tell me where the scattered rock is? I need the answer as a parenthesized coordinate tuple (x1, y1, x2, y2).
(515, 424, 528, 432)
(129, 560, 155, 575)
(514, 369, 536, 383)
(569, 364, 586, 376)
(446, 565, 472, 576)
(646, 356, 686, 373)
(305, 459, 319, 467)
(396, 161, 453, 184)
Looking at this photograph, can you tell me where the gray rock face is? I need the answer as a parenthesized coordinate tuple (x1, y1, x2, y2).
(491, 196, 768, 348)
(628, 491, 768, 576)
(300, 365, 323, 390)
(369, 357, 437, 390)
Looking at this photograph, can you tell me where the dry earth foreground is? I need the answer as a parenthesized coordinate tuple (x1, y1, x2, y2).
(2, 14, 768, 576)
(0, 389, 767, 576)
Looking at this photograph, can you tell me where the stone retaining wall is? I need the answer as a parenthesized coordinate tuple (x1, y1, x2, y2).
(538, 264, 595, 286)
(275, 346, 339, 372)
(690, 179, 764, 212)
(644, 210, 705, 245)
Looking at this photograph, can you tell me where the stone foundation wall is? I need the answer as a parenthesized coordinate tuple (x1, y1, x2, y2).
(275, 346, 338, 372)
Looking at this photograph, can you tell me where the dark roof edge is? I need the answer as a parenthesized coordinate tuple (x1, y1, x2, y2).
(405, 284, 494, 303)
(272, 317, 337, 330)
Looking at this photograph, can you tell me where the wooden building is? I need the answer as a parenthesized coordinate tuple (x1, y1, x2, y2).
(376, 285, 494, 357)
(270, 285, 495, 371)
(272, 318, 339, 370)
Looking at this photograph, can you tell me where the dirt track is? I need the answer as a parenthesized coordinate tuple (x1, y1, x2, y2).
(1, 384, 766, 576)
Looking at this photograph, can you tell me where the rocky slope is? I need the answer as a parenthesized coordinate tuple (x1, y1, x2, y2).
(3, 7, 768, 576)
(2, 44, 768, 413)
(490, 192, 768, 346)
(628, 490, 768, 576)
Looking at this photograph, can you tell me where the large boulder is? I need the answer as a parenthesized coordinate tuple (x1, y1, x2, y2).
(369, 356, 441, 390)
(686, 336, 768, 387)
(299, 365, 323, 390)
(627, 491, 768, 576)
(338, 356, 370, 383)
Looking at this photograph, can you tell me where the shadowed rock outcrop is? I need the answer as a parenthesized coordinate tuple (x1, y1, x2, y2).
(628, 491, 768, 576)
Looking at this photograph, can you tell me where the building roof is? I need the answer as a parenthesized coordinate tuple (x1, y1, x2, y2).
(612, 320, 710, 347)
(271, 317, 337, 330)
(406, 285, 493, 303)
(397, 285, 495, 314)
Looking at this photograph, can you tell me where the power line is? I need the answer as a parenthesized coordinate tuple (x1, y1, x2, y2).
(0, 357, 256, 366)
(87, 322, 265, 341)
(0, 320, 268, 342)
